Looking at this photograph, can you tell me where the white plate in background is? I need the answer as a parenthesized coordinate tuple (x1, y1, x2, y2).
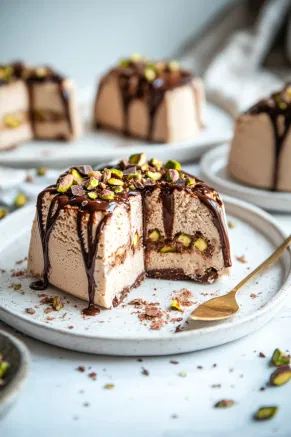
(0, 102, 233, 169)
(0, 196, 289, 356)
(200, 145, 291, 213)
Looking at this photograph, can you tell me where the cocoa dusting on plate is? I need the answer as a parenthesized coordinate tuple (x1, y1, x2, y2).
(236, 255, 247, 264)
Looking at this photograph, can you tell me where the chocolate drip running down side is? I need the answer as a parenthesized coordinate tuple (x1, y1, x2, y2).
(247, 85, 291, 190)
(30, 188, 128, 314)
(97, 62, 193, 141)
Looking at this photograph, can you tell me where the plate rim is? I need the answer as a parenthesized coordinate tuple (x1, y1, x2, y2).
(0, 196, 289, 345)
(0, 102, 233, 168)
(200, 144, 291, 208)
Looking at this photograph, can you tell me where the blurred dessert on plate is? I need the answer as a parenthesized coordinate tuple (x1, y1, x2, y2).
(28, 153, 231, 312)
(94, 54, 205, 143)
(228, 84, 291, 192)
(0, 62, 81, 151)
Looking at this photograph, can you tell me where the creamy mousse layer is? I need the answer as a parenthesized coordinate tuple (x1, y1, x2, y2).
(94, 55, 205, 143)
(28, 154, 231, 313)
(228, 83, 291, 192)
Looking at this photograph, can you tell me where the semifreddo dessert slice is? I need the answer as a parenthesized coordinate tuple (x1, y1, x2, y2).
(28, 154, 231, 313)
(94, 54, 205, 143)
(228, 83, 291, 192)
(0, 62, 81, 151)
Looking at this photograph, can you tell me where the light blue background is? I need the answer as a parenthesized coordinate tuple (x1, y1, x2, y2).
(0, 0, 233, 87)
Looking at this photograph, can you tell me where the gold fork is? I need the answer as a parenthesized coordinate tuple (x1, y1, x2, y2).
(189, 235, 291, 322)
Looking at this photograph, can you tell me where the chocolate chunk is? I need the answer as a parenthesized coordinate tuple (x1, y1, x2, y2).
(123, 166, 137, 176)
(75, 165, 93, 176)
(71, 185, 86, 197)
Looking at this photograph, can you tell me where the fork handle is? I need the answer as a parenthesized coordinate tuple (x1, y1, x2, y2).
(230, 234, 291, 295)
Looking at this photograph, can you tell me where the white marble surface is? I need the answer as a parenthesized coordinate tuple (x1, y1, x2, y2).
(1, 163, 291, 437)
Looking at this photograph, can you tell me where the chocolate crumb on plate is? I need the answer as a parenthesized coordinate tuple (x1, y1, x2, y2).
(236, 255, 247, 263)
(77, 366, 85, 373)
(25, 307, 35, 315)
(141, 367, 150, 376)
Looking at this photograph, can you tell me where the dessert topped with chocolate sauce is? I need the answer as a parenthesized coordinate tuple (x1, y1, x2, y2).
(28, 153, 231, 313)
(0, 61, 81, 151)
(229, 83, 291, 192)
(94, 54, 205, 143)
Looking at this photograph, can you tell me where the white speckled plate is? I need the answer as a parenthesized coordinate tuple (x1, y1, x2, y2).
(0, 101, 233, 169)
(0, 196, 290, 356)
(200, 145, 291, 213)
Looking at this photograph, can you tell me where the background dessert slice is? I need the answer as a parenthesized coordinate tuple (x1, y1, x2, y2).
(0, 63, 32, 151)
(94, 55, 205, 143)
(28, 155, 231, 312)
(27, 67, 81, 141)
(228, 84, 291, 192)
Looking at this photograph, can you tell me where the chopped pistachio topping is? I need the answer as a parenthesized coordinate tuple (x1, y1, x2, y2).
(85, 177, 99, 190)
(144, 67, 156, 82)
(3, 114, 21, 129)
(129, 185, 136, 191)
(88, 192, 97, 200)
(14, 192, 28, 208)
(148, 230, 161, 242)
(149, 158, 162, 169)
(108, 178, 124, 186)
(178, 371, 187, 377)
(130, 53, 142, 62)
(193, 238, 207, 252)
(255, 406, 278, 421)
(271, 348, 290, 366)
(88, 170, 102, 181)
(57, 174, 74, 193)
(177, 233, 191, 248)
(133, 233, 139, 248)
(171, 299, 183, 312)
(0, 209, 8, 220)
(228, 221, 236, 229)
(104, 383, 115, 390)
(146, 171, 162, 181)
(0, 361, 9, 379)
(270, 365, 291, 386)
(110, 168, 123, 179)
(165, 160, 181, 170)
(129, 153, 147, 166)
(114, 187, 124, 194)
(127, 172, 141, 180)
(279, 102, 287, 110)
(168, 60, 180, 72)
(71, 169, 83, 183)
(37, 167, 47, 177)
(214, 400, 235, 408)
(166, 169, 179, 183)
(119, 59, 129, 68)
(186, 177, 195, 187)
(160, 246, 176, 253)
(52, 296, 63, 311)
(100, 190, 115, 200)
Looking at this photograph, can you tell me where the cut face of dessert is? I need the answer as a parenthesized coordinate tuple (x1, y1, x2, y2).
(28, 154, 231, 312)
(228, 83, 291, 192)
(0, 63, 81, 151)
(94, 54, 205, 143)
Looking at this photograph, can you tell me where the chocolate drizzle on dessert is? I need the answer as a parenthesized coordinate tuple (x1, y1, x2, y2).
(160, 188, 175, 239)
(96, 59, 193, 141)
(247, 84, 291, 190)
(30, 156, 231, 313)
(0, 62, 73, 138)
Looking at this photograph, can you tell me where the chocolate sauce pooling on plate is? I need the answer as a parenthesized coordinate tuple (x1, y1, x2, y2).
(30, 164, 231, 314)
(247, 84, 291, 190)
